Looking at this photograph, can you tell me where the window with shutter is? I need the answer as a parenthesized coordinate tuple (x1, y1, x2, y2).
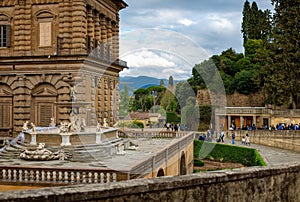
(38, 103, 53, 127)
(0, 102, 10, 128)
(0, 25, 10, 47)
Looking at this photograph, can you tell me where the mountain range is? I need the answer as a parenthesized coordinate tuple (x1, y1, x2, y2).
(119, 76, 183, 93)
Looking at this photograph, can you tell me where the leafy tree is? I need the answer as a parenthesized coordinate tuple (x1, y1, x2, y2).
(160, 90, 178, 112)
(244, 39, 264, 59)
(264, 0, 300, 108)
(130, 88, 152, 112)
(234, 70, 259, 95)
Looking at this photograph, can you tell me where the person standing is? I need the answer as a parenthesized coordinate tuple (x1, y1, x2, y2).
(220, 131, 224, 142)
(231, 132, 235, 144)
(245, 134, 250, 146)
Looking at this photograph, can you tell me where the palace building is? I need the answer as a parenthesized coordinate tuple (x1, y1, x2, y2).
(0, 0, 127, 137)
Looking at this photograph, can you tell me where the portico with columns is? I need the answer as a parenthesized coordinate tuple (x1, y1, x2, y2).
(215, 107, 271, 130)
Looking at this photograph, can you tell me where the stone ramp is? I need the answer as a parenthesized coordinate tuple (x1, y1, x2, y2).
(220, 136, 300, 166)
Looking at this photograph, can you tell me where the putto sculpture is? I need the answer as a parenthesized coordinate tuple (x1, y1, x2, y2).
(20, 143, 72, 161)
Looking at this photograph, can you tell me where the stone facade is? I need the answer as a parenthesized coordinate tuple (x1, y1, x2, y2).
(0, 0, 127, 136)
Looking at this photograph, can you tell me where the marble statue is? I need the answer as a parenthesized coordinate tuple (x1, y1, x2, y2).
(20, 142, 72, 161)
(103, 118, 109, 127)
(22, 121, 29, 131)
(49, 117, 56, 127)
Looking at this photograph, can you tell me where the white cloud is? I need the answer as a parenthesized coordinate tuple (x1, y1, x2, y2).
(207, 14, 235, 33)
(178, 18, 195, 26)
(123, 50, 175, 68)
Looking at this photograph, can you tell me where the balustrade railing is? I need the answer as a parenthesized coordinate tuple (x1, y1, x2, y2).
(0, 166, 126, 185)
(129, 132, 194, 179)
(215, 107, 300, 117)
(118, 130, 189, 139)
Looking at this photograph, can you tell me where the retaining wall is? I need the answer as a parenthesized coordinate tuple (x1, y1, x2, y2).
(1, 163, 299, 202)
(229, 130, 300, 153)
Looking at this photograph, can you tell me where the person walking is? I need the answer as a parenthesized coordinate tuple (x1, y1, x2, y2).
(231, 132, 235, 144)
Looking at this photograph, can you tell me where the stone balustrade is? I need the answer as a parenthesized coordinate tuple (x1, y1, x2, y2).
(118, 130, 190, 139)
(0, 166, 127, 185)
(129, 132, 194, 179)
(215, 107, 300, 117)
(1, 163, 299, 201)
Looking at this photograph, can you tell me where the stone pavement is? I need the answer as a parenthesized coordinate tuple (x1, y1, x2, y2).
(221, 137, 300, 166)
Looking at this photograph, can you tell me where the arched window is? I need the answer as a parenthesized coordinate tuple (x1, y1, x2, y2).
(0, 13, 12, 47)
(32, 83, 57, 127)
(35, 10, 55, 47)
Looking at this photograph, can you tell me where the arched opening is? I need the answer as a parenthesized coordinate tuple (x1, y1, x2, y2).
(180, 151, 187, 175)
(0, 84, 13, 136)
(157, 168, 165, 177)
(32, 83, 57, 127)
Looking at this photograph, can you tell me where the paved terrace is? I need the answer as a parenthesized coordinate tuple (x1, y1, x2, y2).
(0, 138, 178, 170)
(0, 130, 194, 185)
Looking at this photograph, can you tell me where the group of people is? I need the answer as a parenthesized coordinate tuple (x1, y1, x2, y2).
(164, 122, 183, 132)
(231, 132, 250, 146)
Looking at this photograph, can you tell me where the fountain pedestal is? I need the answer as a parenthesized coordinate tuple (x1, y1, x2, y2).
(29, 132, 37, 145)
(60, 133, 72, 146)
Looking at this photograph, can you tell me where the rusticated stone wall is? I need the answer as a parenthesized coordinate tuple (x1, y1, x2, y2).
(0, 0, 127, 135)
(0, 163, 299, 201)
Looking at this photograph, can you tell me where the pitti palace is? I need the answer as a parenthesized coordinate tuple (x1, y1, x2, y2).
(0, 0, 127, 137)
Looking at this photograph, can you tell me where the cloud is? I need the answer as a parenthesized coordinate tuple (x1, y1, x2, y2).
(123, 50, 175, 68)
(119, 0, 274, 79)
(178, 18, 195, 27)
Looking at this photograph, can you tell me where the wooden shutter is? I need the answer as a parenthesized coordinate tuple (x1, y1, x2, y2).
(5, 25, 10, 47)
(0, 103, 10, 128)
(38, 103, 53, 127)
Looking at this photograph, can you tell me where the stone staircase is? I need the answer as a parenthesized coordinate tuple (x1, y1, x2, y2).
(0, 138, 125, 163)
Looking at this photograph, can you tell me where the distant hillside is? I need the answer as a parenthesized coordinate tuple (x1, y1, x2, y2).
(119, 76, 182, 93)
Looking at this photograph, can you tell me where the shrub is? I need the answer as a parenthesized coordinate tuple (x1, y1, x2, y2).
(194, 140, 266, 166)
(194, 159, 204, 167)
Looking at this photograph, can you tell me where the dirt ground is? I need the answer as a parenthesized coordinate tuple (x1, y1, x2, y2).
(194, 159, 244, 172)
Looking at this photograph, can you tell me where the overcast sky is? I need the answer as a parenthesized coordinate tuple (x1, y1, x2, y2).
(119, 0, 273, 80)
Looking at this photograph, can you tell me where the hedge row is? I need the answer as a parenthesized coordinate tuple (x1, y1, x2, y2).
(194, 140, 266, 166)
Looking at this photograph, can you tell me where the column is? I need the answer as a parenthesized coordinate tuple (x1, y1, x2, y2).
(240, 116, 243, 128)
(253, 116, 257, 127)
(228, 116, 231, 130)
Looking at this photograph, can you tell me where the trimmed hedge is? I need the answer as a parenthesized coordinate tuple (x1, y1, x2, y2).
(194, 159, 204, 167)
(166, 112, 181, 124)
(194, 140, 267, 166)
